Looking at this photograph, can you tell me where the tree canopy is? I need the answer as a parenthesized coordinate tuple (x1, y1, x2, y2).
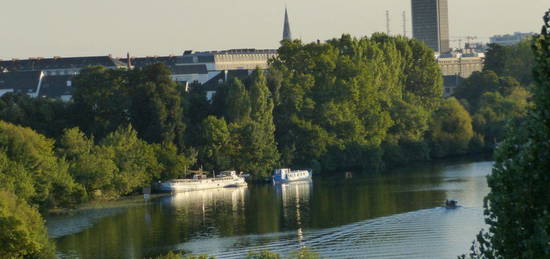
(462, 10, 550, 258)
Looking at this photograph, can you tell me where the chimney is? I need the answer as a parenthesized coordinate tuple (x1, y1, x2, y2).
(127, 52, 132, 69)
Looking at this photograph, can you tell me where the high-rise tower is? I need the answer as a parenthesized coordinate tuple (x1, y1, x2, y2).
(411, 0, 450, 53)
(283, 8, 292, 41)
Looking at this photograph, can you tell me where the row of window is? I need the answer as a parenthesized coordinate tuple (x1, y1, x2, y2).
(45, 70, 79, 76)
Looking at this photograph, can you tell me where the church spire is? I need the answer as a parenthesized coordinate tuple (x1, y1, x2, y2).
(283, 7, 292, 41)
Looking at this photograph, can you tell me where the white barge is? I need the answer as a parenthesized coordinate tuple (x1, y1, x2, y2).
(159, 171, 247, 193)
(272, 168, 312, 184)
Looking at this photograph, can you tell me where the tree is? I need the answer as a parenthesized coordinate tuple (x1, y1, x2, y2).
(270, 35, 442, 171)
(428, 98, 474, 158)
(154, 141, 194, 181)
(240, 70, 280, 177)
(197, 116, 233, 171)
(128, 63, 186, 149)
(484, 39, 535, 86)
(0, 151, 35, 203)
(0, 191, 55, 258)
(0, 121, 84, 209)
(100, 125, 161, 196)
(58, 127, 117, 198)
(223, 78, 251, 124)
(463, 11, 550, 258)
(454, 70, 522, 110)
(0, 93, 72, 139)
(72, 66, 131, 140)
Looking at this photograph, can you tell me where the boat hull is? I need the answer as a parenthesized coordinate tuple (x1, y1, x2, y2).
(159, 178, 247, 193)
(272, 169, 312, 184)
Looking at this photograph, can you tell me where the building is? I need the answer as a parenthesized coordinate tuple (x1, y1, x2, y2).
(442, 75, 465, 97)
(0, 55, 126, 76)
(0, 8, 291, 101)
(438, 52, 484, 78)
(0, 56, 127, 100)
(438, 50, 484, 96)
(174, 49, 276, 85)
(489, 32, 534, 46)
(411, 0, 450, 54)
(0, 71, 44, 97)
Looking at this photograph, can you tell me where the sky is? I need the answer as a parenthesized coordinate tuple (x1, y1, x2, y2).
(1, 0, 548, 59)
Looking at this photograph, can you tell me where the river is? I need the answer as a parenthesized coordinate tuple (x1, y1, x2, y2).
(47, 158, 493, 258)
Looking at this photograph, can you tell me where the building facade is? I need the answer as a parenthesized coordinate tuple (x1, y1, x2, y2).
(489, 32, 534, 46)
(411, 0, 450, 54)
(170, 49, 277, 85)
(438, 51, 484, 96)
(0, 56, 126, 100)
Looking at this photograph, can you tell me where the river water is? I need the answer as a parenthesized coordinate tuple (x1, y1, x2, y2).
(47, 159, 493, 259)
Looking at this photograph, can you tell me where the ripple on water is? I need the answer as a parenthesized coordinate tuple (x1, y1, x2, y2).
(179, 207, 485, 259)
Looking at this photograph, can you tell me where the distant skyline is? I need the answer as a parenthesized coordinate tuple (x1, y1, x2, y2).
(1, 0, 548, 59)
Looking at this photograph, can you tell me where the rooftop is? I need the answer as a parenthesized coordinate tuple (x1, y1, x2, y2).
(0, 56, 126, 72)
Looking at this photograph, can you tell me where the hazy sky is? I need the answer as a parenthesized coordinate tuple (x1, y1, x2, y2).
(1, 0, 548, 59)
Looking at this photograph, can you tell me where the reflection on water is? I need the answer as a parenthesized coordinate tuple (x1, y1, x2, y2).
(183, 207, 484, 259)
(166, 187, 247, 215)
(49, 159, 493, 259)
(276, 182, 312, 246)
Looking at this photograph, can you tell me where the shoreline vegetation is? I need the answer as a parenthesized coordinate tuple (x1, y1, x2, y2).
(0, 30, 536, 258)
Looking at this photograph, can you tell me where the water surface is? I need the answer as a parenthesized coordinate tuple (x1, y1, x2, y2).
(48, 159, 492, 258)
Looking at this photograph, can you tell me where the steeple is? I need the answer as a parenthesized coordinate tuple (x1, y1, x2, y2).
(282, 7, 292, 41)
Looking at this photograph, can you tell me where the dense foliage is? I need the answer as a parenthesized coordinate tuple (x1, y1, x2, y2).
(428, 97, 473, 157)
(0, 33, 534, 184)
(483, 39, 535, 86)
(461, 10, 550, 258)
(267, 34, 443, 171)
(73, 64, 186, 148)
(0, 191, 55, 258)
(455, 51, 532, 152)
(0, 121, 193, 210)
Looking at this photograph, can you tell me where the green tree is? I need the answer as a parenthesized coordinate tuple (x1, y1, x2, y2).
(0, 191, 55, 258)
(428, 98, 474, 157)
(100, 125, 161, 196)
(484, 39, 535, 86)
(223, 78, 251, 124)
(454, 70, 522, 110)
(0, 151, 35, 203)
(246, 250, 281, 259)
(154, 141, 194, 181)
(57, 127, 116, 198)
(271, 35, 441, 171)
(0, 121, 84, 209)
(240, 70, 280, 177)
(287, 248, 321, 259)
(128, 63, 186, 149)
(463, 11, 550, 258)
(198, 116, 233, 171)
(72, 66, 131, 140)
(0, 93, 72, 139)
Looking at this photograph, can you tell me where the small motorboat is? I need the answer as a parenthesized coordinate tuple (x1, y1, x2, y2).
(445, 199, 458, 209)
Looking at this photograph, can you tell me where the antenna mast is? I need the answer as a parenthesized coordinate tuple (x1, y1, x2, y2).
(402, 11, 407, 37)
(386, 10, 391, 35)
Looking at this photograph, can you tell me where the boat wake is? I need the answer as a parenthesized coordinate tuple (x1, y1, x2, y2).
(177, 207, 485, 258)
